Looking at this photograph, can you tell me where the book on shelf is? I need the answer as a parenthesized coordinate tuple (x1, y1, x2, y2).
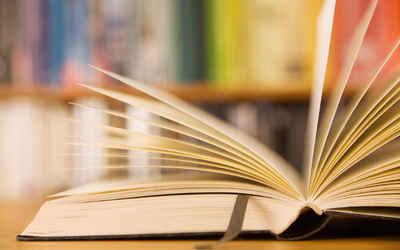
(333, 0, 400, 88)
(0, 0, 18, 84)
(246, 0, 320, 87)
(18, 0, 400, 243)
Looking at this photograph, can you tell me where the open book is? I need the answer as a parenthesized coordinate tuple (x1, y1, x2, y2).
(18, 0, 400, 242)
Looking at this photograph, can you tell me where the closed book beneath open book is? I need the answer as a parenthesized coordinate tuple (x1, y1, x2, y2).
(18, 0, 400, 242)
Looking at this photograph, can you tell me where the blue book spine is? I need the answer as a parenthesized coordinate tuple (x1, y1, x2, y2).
(64, 0, 89, 87)
(48, 0, 66, 85)
(39, 0, 50, 84)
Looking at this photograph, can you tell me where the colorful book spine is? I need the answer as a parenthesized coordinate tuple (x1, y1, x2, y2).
(332, 0, 400, 88)
(101, 0, 131, 82)
(61, 0, 90, 90)
(12, 0, 42, 86)
(204, 0, 245, 87)
(133, 0, 168, 84)
(360, 0, 400, 84)
(246, 0, 318, 88)
(203, 0, 217, 82)
(170, 0, 205, 83)
(0, 0, 18, 84)
(47, 0, 66, 85)
(332, 0, 369, 86)
(38, 0, 51, 84)
(378, 0, 400, 80)
(204, 0, 244, 85)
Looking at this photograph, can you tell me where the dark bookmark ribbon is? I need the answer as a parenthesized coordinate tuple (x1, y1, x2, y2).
(195, 194, 250, 249)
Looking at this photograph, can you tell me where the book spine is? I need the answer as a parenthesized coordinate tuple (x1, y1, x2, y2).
(203, 0, 216, 82)
(171, 0, 205, 83)
(134, 0, 169, 84)
(219, 0, 242, 85)
(47, 0, 66, 85)
(211, 0, 226, 84)
(87, 0, 111, 85)
(203, 0, 248, 86)
(363, 0, 400, 83)
(12, 0, 41, 86)
(30, 0, 44, 85)
(0, 0, 18, 84)
(377, 0, 400, 81)
(332, 0, 368, 86)
(246, 0, 316, 87)
(38, 0, 51, 85)
(333, 0, 400, 88)
(61, 0, 90, 90)
(102, 0, 128, 82)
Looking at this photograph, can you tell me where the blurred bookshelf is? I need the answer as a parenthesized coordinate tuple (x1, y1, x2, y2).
(0, 0, 322, 97)
(1, 0, 399, 201)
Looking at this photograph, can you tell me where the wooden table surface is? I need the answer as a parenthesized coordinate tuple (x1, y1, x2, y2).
(1, 199, 400, 250)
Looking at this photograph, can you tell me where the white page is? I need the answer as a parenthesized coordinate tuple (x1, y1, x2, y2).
(310, 0, 378, 194)
(313, 14, 399, 195)
(63, 133, 297, 195)
(81, 68, 305, 198)
(65, 118, 269, 177)
(318, 40, 400, 177)
(69, 102, 277, 178)
(303, 0, 336, 193)
(324, 141, 400, 195)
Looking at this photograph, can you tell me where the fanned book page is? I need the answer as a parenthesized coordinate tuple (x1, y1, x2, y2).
(19, 0, 400, 243)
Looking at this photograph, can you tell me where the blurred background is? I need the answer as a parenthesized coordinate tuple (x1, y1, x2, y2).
(0, 0, 399, 201)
